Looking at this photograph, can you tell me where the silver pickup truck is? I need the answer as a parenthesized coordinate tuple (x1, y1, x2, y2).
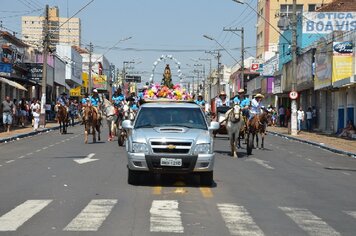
(122, 101, 219, 186)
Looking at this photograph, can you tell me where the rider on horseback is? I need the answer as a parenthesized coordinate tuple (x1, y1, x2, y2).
(112, 88, 125, 108)
(89, 89, 102, 121)
(55, 92, 69, 115)
(232, 89, 250, 117)
(249, 93, 264, 120)
(195, 93, 205, 108)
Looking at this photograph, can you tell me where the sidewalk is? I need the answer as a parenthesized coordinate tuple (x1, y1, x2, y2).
(0, 121, 78, 144)
(267, 126, 356, 157)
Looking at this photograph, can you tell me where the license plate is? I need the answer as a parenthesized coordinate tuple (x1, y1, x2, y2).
(160, 158, 182, 167)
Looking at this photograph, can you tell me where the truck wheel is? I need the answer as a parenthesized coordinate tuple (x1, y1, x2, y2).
(128, 169, 140, 185)
(200, 172, 213, 186)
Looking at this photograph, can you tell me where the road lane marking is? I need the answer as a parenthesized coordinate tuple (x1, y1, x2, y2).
(152, 186, 162, 195)
(49, 144, 55, 147)
(307, 158, 313, 162)
(246, 158, 274, 170)
(342, 172, 351, 176)
(42, 147, 48, 150)
(217, 203, 264, 236)
(200, 187, 213, 198)
(279, 207, 340, 236)
(0, 200, 52, 231)
(35, 149, 41, 152)
(289, 151, 294, 154)
(74, 153, 98, 164)
(315, 162, 322, 166)
(63, 199, 117, 231)
(5, 160, 15, 164)
(150, 200, 184, 233)
(297, 154, 303, 157)
(0, 165, 2, 167)
(345, 211, 356, 219)
(26, 152, 33, 156)
(17, 156, 25, 159)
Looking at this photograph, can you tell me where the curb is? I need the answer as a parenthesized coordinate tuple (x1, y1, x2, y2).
(268, 131, 356, 158)
(0, 122, 80, 144)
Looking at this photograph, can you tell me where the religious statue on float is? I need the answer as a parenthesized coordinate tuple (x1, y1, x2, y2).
(161, 64, 173, 89)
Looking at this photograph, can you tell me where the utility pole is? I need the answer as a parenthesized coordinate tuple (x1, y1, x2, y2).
(88, 42, 93, 93)
(223, 27, 245, 91)
(291, 0, 298, 136)
(40, 4, 49, 128)
(217, 51, 221, 93)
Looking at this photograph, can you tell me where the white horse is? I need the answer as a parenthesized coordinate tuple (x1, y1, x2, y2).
(101, 97, 117, 141)
(225, 104, 245, 158)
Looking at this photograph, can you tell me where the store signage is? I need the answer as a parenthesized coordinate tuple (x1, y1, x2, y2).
(333, 41, 353, 54)
(303, 12, 356, 34)
(24, 63, 43, 81)
(0, 63, 12, 73)
(125, 75, 141, 82)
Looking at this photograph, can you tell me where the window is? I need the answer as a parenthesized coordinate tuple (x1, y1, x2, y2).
(280, 4, 303, 17)
(308, 4, 316, 12)
(135, 107, 207, 130)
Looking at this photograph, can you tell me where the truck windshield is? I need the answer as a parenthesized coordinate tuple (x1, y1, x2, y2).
(135, 107, 207, 130)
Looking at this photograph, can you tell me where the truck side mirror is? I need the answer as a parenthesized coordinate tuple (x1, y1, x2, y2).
(122, 120, 133, 129)
(208, 121, 219, 131)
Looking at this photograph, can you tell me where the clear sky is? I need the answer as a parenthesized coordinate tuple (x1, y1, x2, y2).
(1, 0, 258, 84)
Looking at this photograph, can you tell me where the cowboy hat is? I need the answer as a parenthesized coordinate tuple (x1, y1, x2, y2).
(219, 91, 226, 96)
(93, 89, 98, 93)
(238, 89, 245, 93)
(254, 93, 264, 98)
(198, 93, 203, 97)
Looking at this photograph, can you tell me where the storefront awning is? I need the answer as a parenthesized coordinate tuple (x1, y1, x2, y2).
(0, 77, 27, 91)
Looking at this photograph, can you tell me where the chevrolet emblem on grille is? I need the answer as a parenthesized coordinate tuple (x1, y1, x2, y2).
(167, 144, 176, 149)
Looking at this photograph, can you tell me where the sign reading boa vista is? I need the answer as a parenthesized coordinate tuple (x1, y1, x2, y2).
(303, 12, 356, 34)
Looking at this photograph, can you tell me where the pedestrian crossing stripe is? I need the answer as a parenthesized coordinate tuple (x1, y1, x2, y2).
(63, 199, 117, 231)
(0, 199, 354, 233)
(345, 211, 356, 219)
(217, 203, 264, 236)
(150, 200, 184, 233)
(279, 207, 341, 236)
(0, 200, 52, 231)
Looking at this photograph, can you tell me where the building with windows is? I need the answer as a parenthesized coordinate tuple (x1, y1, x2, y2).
(21, 6, 81, 49)
(255, 0, 332, 61)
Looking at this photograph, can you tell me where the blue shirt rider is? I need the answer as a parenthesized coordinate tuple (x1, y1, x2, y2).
(112, 88, 125, 107)
(232, 89, 250, 117)
(90, 89, 101, 107)
(81, 93, 89, 105)
(195, 93, 205, 107)
(57, 92, 68, 106)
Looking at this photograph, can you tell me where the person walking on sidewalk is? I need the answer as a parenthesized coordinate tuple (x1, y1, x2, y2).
(33, 108, 40, 131)
(19, 97, 28, 127)
(278, 105, 285, 127)
(297, 107, 305, 132)
(306, 107, 313, 132)
(1, 96, 15, 133)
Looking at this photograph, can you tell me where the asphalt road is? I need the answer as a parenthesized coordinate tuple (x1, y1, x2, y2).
(0, 125, 355, 235)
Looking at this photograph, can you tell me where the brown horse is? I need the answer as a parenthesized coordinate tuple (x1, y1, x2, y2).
(83, 105, 101, 144)
(57, 105, 69, 134)
(246, 111, 270, 155)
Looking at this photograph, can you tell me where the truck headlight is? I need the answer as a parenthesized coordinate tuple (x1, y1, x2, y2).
(193, 143, 211, 155)
(132, 142, 148, 154)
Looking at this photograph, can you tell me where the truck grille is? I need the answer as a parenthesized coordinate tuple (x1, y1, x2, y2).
(151, 141, 192, 154)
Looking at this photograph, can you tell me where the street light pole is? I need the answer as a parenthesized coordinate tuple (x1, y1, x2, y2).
(291, 0, 298, 136)
(88, 42, 93, 93)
